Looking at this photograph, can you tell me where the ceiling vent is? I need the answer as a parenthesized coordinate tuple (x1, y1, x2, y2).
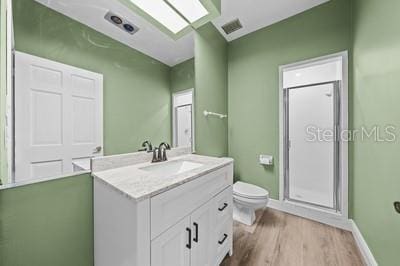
(105, 11, 139, 35)
(221, 19, 243, 35)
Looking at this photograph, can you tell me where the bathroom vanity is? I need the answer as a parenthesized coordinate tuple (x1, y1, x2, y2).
(92, 149, 234, 266)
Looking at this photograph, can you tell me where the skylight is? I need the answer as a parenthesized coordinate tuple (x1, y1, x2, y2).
(130, 0, 189, 34)
(166, 0, 209, 23)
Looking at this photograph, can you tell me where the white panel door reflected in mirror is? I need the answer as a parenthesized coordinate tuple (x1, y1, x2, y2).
(14, 52, 103, 183)
(173, 89, 194, 151)
(176, 105, 192, 147)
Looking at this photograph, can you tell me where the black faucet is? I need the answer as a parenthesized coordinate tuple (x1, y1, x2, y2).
(152, 142, 171, 163)
(159, 142, 171, 161)
(138, 141, 153, 153)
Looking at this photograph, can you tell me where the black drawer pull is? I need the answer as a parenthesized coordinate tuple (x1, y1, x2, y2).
(218, 203, 228, 211)
(193, 222, 199, 243)
(218, 234, 228, 245)
(186, 228, 192, 249)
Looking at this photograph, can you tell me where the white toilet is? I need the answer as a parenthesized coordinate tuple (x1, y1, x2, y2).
(233, 181, 269, 226)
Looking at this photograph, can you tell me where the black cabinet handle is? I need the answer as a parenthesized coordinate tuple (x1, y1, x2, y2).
(218, 203, 228, 211)
(186, 228, 192, 249)
(218, 234, 228, 245)
(193, 222, 199, 243)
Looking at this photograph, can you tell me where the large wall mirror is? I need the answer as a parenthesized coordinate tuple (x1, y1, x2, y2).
(0, 0, 197, 186)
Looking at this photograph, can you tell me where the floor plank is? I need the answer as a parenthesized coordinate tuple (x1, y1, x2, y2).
(221, 209, 364, 266)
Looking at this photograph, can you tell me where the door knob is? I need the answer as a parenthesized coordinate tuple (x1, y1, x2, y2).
(93, 146, 102, 153)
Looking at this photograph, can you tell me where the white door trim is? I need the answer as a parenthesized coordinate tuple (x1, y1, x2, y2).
(278, 51, 349, 220)
(172, 88, 195, 152)
(5, 0, 14, 183)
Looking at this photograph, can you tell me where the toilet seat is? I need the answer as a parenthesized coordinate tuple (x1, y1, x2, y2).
(233, 181, 269, 199)
(233, 194, 268, 207)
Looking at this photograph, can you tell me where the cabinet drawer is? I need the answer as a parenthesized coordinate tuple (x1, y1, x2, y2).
(214, 217, 232, 265)
(214, 186, 233, 223)
(151, 164, 233, 239)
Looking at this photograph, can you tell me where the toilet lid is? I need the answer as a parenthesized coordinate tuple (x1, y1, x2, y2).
(233, 181, 269, 199)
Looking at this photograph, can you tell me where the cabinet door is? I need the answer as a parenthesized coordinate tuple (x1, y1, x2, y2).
(151, 216, 191, 266)
(190, 200, 215, 266)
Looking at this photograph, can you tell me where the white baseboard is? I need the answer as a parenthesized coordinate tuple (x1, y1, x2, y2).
(350, 220, 378, 266)
(268, 199, 352, 231)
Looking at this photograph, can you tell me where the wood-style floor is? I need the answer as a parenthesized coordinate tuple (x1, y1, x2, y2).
(221, 209, 364, 266)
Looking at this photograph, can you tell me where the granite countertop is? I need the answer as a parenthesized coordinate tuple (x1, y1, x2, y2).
(92, 154, 233, 202)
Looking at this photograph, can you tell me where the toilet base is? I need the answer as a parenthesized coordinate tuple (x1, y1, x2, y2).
(233, 203, 256, 226)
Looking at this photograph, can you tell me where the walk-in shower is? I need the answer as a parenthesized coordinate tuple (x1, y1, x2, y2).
(284, 80, 340, 210)
(279, 52, 348, 227)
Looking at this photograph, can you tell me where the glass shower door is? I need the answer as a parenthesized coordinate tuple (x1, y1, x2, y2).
(284, 81, 340, 210)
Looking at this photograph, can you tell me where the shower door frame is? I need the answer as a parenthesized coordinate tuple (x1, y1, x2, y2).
(278, 52, 349, 229)
(283, 81, 341, 212)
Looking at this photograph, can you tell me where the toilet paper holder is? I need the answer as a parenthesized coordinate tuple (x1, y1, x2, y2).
(259, 155, 273, 166)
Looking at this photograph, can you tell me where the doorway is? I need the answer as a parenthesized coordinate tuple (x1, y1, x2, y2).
(173, 89, 194, 151)
(279, 52, 348, 228)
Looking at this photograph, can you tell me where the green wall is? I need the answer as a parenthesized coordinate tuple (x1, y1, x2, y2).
(0, 174, 93, 266)
(0, 0, 6, 184)
(0, 1, 173, 265)
(352, 0, 400, 264)
(13, 0, 172, 156)
(227, 0, 351, 199)
(194, 23, 228, 157)
(170, 58, 195, 93)
(2, 0, 400, 265)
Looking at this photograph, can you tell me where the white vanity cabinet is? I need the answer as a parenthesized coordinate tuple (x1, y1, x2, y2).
(152, 186, 233, 266)
(94, 161, 233, 266)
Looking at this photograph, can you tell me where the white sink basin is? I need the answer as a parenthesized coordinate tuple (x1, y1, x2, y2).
(140, 160, 204, 176)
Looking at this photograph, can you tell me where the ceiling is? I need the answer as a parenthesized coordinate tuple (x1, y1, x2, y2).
(35, 0, 195, 66)
(35, 0, 329, 66)
(212, 0, 329, 42)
